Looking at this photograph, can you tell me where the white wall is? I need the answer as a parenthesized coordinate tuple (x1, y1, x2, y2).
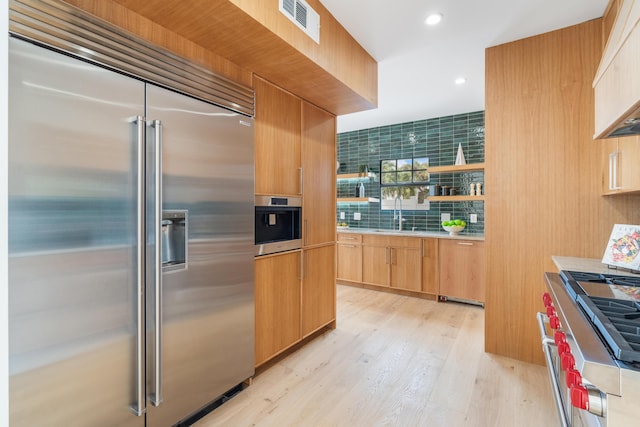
(2, 0, 9, 424)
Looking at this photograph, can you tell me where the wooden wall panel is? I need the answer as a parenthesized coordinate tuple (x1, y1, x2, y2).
(104, 0, 377, 115)
(484, 19, 640, 365)
(63, 0, 252, 86)
(231, 0, 378, 106)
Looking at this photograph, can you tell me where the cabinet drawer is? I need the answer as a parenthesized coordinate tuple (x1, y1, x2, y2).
(337, 233, 363, 243)
(362, 234, 420, 248)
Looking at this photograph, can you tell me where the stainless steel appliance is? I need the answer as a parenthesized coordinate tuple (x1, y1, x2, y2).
(255, 195, 302, 256)
(8, 16, 254, 427)
(538, 270, 640, 427)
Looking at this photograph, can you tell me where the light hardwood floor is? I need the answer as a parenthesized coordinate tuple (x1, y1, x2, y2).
(194, 285, 557, 427)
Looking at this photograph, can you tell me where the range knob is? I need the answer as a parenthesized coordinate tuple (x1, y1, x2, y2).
(570, 383, 606, 417)
(542, 292, 553, 307)
(561, 351, 575, 371)
(549, 314, 561, 330)
(566, 368, 582, 388)
(557, 341, 570, 356)
(546, 306, 556, 317)
(554, 331, 566, 346)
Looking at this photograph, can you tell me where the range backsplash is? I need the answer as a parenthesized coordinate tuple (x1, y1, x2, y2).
(337, 111, 485, 234)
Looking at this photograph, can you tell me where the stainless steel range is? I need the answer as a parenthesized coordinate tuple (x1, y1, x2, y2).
(538, 270, 640, 427)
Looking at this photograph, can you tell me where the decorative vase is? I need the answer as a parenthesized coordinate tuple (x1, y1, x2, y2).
(455, 143, 466, 165)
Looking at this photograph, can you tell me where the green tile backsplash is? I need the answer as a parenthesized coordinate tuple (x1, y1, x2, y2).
(337, 111, 485, 235)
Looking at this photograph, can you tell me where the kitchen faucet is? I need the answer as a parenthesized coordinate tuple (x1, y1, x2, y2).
(393, 196, 403, 231)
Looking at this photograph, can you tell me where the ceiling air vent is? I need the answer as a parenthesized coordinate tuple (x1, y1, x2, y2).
(279, 0, 320, 44)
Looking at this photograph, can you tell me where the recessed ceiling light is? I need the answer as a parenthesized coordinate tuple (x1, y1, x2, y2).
(455, 77, 467, 85)
(425, 13, 443, 26)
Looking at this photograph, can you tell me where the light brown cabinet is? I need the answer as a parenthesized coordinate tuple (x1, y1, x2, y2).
(390, 245, 422, 291)
(254, 76, 301, 196)
(438, 239, 485, 303)
(362, 245, 389, 287)
(601, 136, 640, 195)
(336, 233, 363, 282)
(302, 245, 336, 337)
(421, 238, 439, 295)
(302, 102, 336, 246)
(593, 0, 640, 138)
(255, 247, 336, 366)
(338, 232, 483, 300)
(361, 235, 421, 291)
(254, 80, 336, 367)
(254, 251, 301, 366)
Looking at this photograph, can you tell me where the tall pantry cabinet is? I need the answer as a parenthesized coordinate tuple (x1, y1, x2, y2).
(254, 77, 337, 366)
(301, 102, 336, 337)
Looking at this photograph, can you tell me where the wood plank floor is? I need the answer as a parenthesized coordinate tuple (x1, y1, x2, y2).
(194, 285, 558, 427)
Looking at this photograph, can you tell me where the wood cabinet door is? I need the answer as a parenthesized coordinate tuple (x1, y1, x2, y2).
(362, 245, 389, 287)
(439, 240, 485, 302)
(390, 246, 422, 291)
(618, 135, 640, 192)
(421, 238, 439, 294)
(601, 138, 619, 194)
(254, 76, 301, 196)
(254, 251, 302, 366)
(302, 245, 336, 337)
(302, 101, 336, 246)
(336, 243, 362, 282)
(602, 136, 640, 195)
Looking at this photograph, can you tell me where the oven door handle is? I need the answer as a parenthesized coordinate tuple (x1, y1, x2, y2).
(537, 312, 569, 427)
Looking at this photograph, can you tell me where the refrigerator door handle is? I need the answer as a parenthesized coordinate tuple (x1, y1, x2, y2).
(150, 119, 164, 406)
(133, 115, 146, 416)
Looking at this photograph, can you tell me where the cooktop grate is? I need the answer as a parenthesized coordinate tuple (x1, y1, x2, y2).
(560, 270, 640, 300)
(576, 295, 640, 364)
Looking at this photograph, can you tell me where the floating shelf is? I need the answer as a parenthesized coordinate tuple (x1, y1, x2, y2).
(337, 172, 377, 180)
(337, 197, 380, 203)
(427, 195, 484, 202)
(427, 163, 485, 173)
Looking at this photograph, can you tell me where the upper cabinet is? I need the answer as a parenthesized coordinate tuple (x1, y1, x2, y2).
(601, 137, 640, 195)
(254, 76, 302, 196)
(302, 101, 337, 246)
(593, 0, 640, 138)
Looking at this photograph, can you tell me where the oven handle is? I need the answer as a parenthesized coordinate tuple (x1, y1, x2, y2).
(537, 312, 569, 427)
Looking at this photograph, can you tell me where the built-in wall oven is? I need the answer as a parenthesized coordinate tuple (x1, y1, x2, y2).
(255, 195, 302, 256)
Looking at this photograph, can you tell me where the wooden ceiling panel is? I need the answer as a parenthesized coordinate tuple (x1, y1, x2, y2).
(106, 0, 378, 115)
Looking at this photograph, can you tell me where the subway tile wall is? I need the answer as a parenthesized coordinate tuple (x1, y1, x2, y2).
(337, 111, 485, 234)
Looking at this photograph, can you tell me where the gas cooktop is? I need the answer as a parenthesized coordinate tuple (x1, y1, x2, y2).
(560, 270, 640, 300)
(560, 270, 640, 364)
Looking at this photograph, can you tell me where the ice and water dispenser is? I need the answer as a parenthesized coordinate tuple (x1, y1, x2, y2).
(162, 211, 187, 270)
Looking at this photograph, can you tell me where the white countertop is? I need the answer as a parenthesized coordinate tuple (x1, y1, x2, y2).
(337, 227, 484, 241)
(552, 256, 640, 277)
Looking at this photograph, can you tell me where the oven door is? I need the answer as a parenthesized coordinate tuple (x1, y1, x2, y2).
(537, 312, 572, 427)
(536, 313, 604, 427)
(254, 205, 301, 256)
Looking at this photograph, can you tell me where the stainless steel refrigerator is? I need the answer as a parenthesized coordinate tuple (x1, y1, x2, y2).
(8, 36, 255, 426)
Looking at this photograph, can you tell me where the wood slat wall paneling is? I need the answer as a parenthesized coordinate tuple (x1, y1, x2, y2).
(62, 0, 253, 87)
(105, 0, 377, 116)
(484, 19, 640, 365)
